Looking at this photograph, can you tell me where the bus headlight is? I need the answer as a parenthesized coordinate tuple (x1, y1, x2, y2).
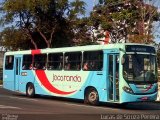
(123, 86, 134, 94)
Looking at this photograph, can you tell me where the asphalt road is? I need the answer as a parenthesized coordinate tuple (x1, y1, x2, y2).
(0, 86, 160, 120)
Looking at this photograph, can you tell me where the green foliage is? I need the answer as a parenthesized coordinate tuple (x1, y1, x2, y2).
(0, 0, 87, 49)
(1, 0, 159, 49)
(70, 0, 86, 19)
(90, 0, 159, 43)
(0, 27, 31, 50)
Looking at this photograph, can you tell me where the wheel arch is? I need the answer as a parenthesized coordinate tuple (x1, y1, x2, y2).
(84, 86, 98, 96)
(84, 86, 99, 105)
(26, 82, 34, 89)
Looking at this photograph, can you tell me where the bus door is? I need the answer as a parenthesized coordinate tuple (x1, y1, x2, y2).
(14, 57, 21, 91)
(108, 54, 119, 102)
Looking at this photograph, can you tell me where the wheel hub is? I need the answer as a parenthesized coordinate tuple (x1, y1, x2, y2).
(89, 92, 97, 102)
(28, 86, 33, 95)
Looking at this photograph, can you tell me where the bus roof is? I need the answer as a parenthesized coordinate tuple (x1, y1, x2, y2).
(4, 43, 155, 55)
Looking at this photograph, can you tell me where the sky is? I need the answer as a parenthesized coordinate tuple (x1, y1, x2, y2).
(84, 0, 93, 16)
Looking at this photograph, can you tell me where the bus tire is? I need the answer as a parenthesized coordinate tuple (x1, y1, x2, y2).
(26, 83, 35, 98)
(84, 88, 99, 105)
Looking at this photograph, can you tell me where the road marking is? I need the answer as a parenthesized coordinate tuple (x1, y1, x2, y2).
(9, 96, 38, 102)
(0, 105, 21, 109)
(64, 103, 116, 110)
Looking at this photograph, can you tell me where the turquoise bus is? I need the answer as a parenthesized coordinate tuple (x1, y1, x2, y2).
(3, 43, 158, 105)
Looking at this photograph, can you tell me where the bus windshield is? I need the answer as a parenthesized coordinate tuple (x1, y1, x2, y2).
(123, 54, 157, 83)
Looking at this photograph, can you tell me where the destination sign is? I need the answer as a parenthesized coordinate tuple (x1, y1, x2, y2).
(126, 45, 155, 53)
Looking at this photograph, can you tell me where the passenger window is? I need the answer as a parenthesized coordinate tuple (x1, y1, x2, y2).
(33, 54, 47, 70)
(5, 56, 14, 70)
(22, 55, 32, 70)
(48, 53, 63, 70)
(83, 51, 103, 71)
(64, 52, 82, 71)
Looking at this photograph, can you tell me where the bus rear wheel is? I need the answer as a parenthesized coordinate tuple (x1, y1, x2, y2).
(26, 83, 35, 97)
(84, 88, 99, 105)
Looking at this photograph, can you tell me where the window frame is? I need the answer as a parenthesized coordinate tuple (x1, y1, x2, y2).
(82, 50, 103, 71)
(33, 54, 47, 70)
(64, 52, 82, 71)
(47, 53, 63, 70)
(5, 55, 14, 70)
(22, 54, 33, 70)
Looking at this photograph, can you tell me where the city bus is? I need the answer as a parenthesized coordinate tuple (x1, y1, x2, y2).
(3, 43, 158, 105)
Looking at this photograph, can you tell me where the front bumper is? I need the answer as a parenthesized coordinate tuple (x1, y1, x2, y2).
(120, 91, 158, 103)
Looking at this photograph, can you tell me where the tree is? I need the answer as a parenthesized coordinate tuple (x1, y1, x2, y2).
(128, 0, 160, 43)
(89, 0, 160, 44)
(0, 27, 31, 50)
(0, 0, 86, 49)
(70, 17, 97, 46)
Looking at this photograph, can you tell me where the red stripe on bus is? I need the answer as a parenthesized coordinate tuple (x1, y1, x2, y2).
(35, 70, 76, 95)
(31, 49, 41, 55)
(32, 50, 76, 95)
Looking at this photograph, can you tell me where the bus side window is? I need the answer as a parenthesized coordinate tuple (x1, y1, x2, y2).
(64, 52, 82, 71)
(48, 53, 63, 70)
(22, 55, 32, 70)
(5, 56, 14, 70)
(34, 54, 47, 70)
(83, 61, 89, 70)
(83, 51, 103, 71)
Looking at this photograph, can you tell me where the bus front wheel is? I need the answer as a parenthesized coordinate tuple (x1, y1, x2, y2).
(26, 83, 35, 97)
(84, 88, 99, 105)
